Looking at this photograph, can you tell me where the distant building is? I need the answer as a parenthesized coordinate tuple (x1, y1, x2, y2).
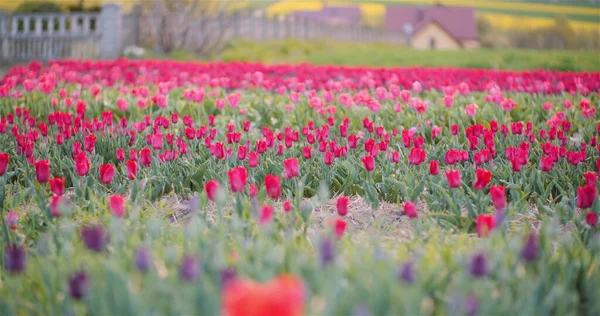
(293, 6, 362, 26)
(385, 5, 479, 50)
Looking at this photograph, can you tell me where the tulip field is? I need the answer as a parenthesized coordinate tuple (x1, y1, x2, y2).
(0, 60, 599, 315)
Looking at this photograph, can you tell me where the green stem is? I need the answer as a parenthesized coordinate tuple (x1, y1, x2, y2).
(0, 175, 10, 243)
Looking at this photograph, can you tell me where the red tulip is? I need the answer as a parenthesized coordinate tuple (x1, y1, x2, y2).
(283, 158, 299, 179)
(404, 201, 417, 219)
(237, 146, 247, 160)
(259, 205, 273, 224)
(99, 163, 115, 184)
(392, 151, 400, 163)
(584, 172, 597, 187)
(586, 212, 598, 226)
(248, 184, 258, 198)
(302, 146, 312, 159)
(205, 180, 220, 202)
(361, 155, 375, 172)
(476, 214, 495, 237)
(336, 196, 349, 216)
(283, 200, 292, 212)
(264, 174, 281, 199)
(539, 155, 554, 172)
(222, 274, 305, 316)
(489, 185, 506, 211)
(35, 160, 50, 183)
(116, 148, 125, 162)
(248, 152, 259, 168)
(473, 168, 492, 190)
(125, 160, 137, 180)
(334, 218, 347, 238)
(140, 148, 152, 167)
(324, 152, 334, 165)
(151, 134, 163, 150)
(108, 194, 125, 217)
(577, 185, 597, 209)
(408, 148, 426, 165)
(49, 177, 65, 196)
(129, 150, 138, 161)
(228, 166, 248, 193)
(429, 160, 439, 175)
(0, 152, 8, 176)
(445, 169, 461, 188)
(451, 124, 459, 135)
(50, 195, 64, 217)
(83, 134, 96, 153)
(74, 153, 90, 177)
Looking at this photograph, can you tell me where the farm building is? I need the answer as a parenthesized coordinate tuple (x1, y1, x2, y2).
(385, 5, 480, 50)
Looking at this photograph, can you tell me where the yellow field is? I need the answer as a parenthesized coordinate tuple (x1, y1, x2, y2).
(266, 1, 386, 26)
(480, 12, 600, 32)
(266, 0, 600, 31)
(355, 0, 599, 16)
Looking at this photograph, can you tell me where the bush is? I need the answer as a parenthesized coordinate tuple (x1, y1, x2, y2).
(13, 1, 62, 13)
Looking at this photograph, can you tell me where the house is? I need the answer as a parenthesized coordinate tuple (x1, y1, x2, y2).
(385, 5, 479, 50)
(293, 6, 362, 26)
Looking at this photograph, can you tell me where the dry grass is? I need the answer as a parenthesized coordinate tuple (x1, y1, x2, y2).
(158, 194, 427, 241)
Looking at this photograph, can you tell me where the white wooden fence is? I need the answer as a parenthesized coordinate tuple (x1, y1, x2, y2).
(1, 3, 402, 62)
(0, 3, 120, 61)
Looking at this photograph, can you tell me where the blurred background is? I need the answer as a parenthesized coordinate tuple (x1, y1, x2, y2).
(0, 0, 599, 72)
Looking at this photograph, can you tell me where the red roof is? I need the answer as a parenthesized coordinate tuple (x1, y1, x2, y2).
(384, 6, 478, 41)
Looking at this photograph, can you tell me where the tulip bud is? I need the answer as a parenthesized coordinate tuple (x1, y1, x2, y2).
(68, 271, 90, 300)
(80, 224, 109, 252)
(4, 244, 27, 274)
(220, 267, 237, 288)
(469, 252, 488, 278)
(320, 237, 335, 266)
(521, 234, 539, 262)
(134, 247, 152, 272)
(336, 196, 349, 216)
(180, 255, 200, 281)
(398, 261, 415, 284)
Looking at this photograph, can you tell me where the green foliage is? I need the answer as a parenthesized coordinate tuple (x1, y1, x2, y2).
(217, 39, 600, 71)
(13, 1, 62, 13)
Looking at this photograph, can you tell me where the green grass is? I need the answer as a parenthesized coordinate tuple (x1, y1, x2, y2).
(217, 39, 600, 72)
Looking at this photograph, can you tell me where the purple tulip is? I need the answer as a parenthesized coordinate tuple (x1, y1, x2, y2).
(320, 237, 335, 266)
(68, 271, 90, 300)
(464, 295, 479, 316)
(521, 233, 539, 262)
(134, 247, 152, 272)
(4, 244, 27, 274)
(493, 209, 505, 226)
(220, 267, 237, 288)
(80, 224, 109, 252)
(398, 261, 415, 284)
(180, 255, 199, 281)
(469, 252, 488, 278)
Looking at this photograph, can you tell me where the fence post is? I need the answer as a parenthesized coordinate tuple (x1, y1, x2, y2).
(99, 3, 121, 59)
(0, 11, 4, 61)
(233, 11, 239, 38)
(287, 15, 293, 39)
(132, 4, 141, 45)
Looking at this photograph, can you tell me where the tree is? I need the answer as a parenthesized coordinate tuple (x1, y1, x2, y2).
(141, 0, 241, 54)
(551, 15, 577, 50)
